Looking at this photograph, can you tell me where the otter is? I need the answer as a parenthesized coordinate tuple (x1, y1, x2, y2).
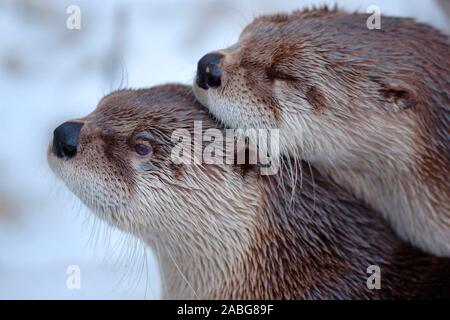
(48, 84, 449, 299)
(193, 7, 450, 257)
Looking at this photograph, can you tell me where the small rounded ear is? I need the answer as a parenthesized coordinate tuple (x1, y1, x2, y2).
(379, 79, 418, 111)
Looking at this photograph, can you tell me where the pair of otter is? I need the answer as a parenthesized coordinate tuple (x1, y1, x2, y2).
(48, 8, 450, 299)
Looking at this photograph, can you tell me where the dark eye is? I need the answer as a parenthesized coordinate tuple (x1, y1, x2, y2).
(266, 64, 296, 82)
(134, 143, 152, 156)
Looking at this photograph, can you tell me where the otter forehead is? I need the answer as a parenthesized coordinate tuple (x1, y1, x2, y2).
(240, 9, 450, 74)
(92, 85, 214, 133)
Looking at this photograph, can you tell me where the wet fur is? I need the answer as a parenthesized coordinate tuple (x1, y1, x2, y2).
(49, 84, 450, 299)
(193, 7, 450, 256)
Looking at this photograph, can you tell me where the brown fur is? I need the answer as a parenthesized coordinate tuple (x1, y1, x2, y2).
(49, 84, 449, 299)
(193, 8, 450, 256)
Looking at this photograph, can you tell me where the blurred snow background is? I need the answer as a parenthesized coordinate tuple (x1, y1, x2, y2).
(0, 0, 448, 300)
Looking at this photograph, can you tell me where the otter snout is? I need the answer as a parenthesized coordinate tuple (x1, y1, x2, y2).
(196, 52, 223, 89)
(52, 121, 84, 159)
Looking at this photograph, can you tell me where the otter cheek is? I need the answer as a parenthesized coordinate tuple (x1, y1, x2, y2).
(138, 162, 157, 172)
(193, 84, 211, 108)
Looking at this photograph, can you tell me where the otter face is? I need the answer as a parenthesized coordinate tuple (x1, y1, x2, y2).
(48, 85, 260, 243)
(193, 9, 449, 172)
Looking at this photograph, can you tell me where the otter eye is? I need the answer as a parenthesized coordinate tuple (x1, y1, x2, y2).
(134, 143, 152, 157)
(266, 64, 296, 82)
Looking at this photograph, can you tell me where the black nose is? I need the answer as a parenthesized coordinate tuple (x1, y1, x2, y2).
(52, 121, 84, 159)
(196, 53, 223, 89)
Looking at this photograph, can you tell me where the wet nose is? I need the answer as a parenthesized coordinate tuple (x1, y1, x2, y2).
(52, 121, 84, 159)
(196, 52, 223, 89)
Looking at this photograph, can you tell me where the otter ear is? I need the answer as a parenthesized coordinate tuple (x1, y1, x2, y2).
(379, 79, 418, 111)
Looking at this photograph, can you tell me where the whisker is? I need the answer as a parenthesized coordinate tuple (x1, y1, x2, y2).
(307, 161, 317, 215)
(166, 246, 200, 300)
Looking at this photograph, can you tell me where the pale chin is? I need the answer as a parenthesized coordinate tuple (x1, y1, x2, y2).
(47, 151, 63, 179)
(192, 83, 211, 109)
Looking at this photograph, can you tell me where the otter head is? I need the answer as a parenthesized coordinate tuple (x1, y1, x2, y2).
(48, 85, 261, 250)
(46, 86, 450, 297)
(193, 8, 450, 256)
(193, 9, 450, 176)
